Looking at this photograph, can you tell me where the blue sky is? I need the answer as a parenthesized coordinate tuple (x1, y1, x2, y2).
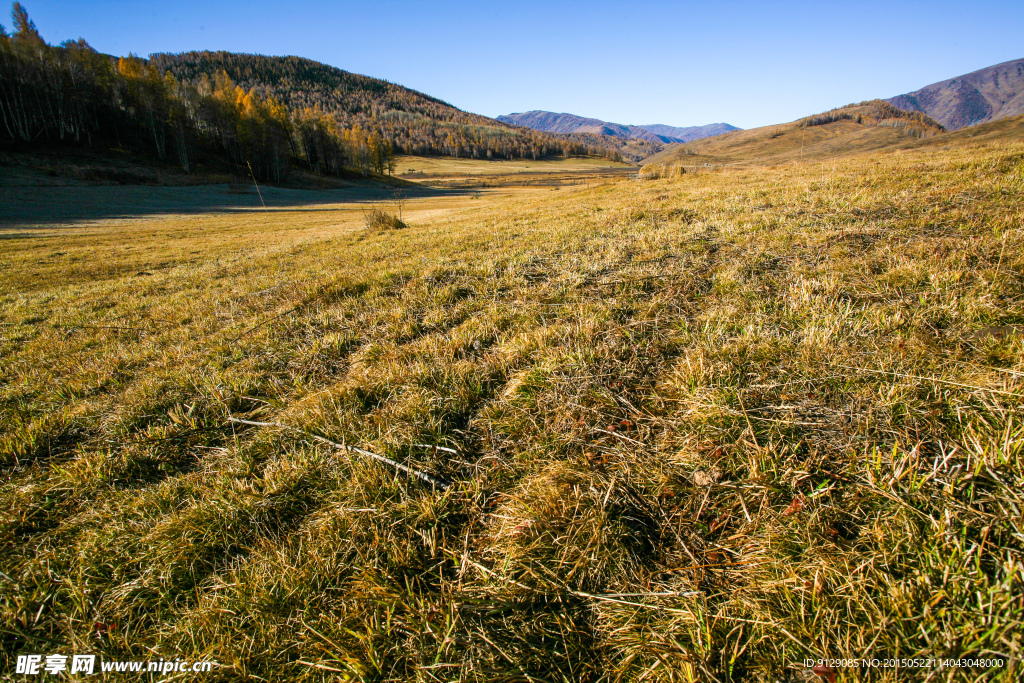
(12, 0, 1024, 129)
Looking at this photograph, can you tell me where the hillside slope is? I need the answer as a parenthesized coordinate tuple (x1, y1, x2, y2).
(497, 111, 738, 144)
(642, 100, 945, 169)
(150, 52, 595, 161)
(887, 58, 1024, 130)
(916, 111, 1024, 147)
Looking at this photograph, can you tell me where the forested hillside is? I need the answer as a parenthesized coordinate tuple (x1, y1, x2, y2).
(560, 131, 659, 163)
(149, 51, 604, 163)
(0, 4, 607, 182)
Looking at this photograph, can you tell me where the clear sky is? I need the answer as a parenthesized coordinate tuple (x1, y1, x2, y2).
(10, 0, 1024, 130)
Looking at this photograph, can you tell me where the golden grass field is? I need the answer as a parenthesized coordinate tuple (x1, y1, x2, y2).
(396, 155, 632, 178)
(393, 155, 634, 191)
(2, 140, 1023, 681)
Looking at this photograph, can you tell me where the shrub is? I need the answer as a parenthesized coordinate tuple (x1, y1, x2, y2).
(364, 208, 406, 230)
(638, 163, 686, 180)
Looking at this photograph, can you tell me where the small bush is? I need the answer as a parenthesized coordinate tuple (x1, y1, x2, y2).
(364, 208, 406, 230)
(638, 164, 687, 180)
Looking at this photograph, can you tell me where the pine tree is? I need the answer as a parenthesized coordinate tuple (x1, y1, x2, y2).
(11, 2, 41, 45)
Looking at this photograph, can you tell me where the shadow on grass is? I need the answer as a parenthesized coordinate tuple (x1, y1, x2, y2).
(0, 181, 472, 229)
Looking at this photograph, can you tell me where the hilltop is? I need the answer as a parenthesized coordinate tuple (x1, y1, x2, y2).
(497, 111, 738, 144)
(642, 100, 945, 171)
(887, 58, 1024, 130)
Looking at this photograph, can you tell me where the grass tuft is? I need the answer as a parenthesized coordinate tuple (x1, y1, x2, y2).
(364, 208, 407, 230)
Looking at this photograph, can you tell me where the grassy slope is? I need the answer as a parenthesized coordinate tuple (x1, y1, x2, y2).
(918, 113, 1024, 149)
(2, 139, 1023, 681)
(642, 120, 913, 167)
(643, 102, 946, 169)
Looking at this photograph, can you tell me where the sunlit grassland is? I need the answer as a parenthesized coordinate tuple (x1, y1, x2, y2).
(2, 142, 1023, 681)
(395, 154, 632, 178)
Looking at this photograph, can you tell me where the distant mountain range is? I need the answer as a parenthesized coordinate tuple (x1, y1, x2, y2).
(496, 111, 740, 144)
(887, 58, 1024, 130)
(500, 59, 1024, 154)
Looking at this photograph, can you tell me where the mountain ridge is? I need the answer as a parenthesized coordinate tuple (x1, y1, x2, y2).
(886, 58, 1024, 130)
(497, 111, 739, 144)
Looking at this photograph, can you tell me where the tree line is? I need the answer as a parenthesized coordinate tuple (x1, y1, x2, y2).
(801, 100, 945, 139)
(0, 3, 610, 181)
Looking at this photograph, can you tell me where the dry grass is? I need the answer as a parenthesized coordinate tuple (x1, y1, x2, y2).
(396, 155, 631, 178)
(395, 154, 634, 191)
(1, 139, 1023, 681)
(642, 114, 924, 170)
(364, 208, 407, 231)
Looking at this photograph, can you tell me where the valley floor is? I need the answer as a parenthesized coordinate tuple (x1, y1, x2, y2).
(1, 142, 1022, 681)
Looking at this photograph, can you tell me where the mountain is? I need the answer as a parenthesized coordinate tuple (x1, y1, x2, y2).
(642, 100, 945, 170)
(497, 112, 633, 137)
(887, 58, 1024, 130)
(150, 52, 601, 162)
(636, 122, 740, 142)
(497, 111, 739, 144)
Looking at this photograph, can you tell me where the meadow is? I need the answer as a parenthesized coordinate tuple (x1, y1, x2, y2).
(395, 155, 632, 178)
(1, 141, 1022, 681)
(393, 155, 633, 191)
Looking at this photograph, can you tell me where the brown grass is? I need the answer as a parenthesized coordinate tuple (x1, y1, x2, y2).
(642, 102, 975, 173)
(1, 139, 1023, 681)
(364, 208, 407, 230)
